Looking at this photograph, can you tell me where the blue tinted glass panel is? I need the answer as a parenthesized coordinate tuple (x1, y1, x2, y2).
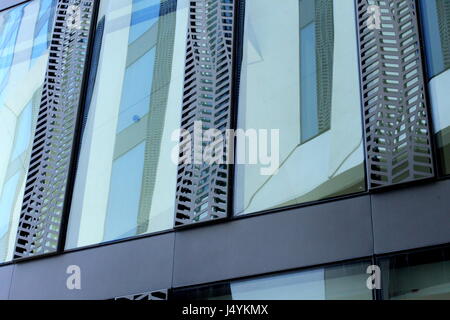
(129, 0, 160, 43)
(419, 0, 448, 78)
(65, 0, 188, 248)
(300, 22, 318, 142)
(0, 0, 56, 263)
(31, 0, 55, 60)
(104, 142, 146, 241)
(117, 48, 156, 132)
(419, 0, 450, 175)
(11, 102, 32, 160)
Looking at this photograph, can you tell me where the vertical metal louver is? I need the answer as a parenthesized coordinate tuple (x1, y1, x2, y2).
(356, 0, 435, 189)
(174, 0, 235, 226)
(14, 0, 96, 258)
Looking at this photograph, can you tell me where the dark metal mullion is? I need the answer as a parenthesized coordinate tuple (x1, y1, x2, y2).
(354, 0, 371, 194)
(0, 0, 31, 12)
(227, 0, 246, 221)
(56, 0, 101, 253)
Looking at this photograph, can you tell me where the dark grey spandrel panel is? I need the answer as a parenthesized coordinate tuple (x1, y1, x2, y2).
(172, 196, 373, 288)
(0, 265, 14, 300)
(372, 180, 450, 255)
(9, 233, 174, 300)
(0, 0, 29, 11)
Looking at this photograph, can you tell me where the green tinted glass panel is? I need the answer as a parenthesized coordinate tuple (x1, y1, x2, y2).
(380, 246, 450, 300)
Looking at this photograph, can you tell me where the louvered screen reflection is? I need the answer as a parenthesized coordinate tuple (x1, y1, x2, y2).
(14, 0, 96, 258)
(115, 289, 168, 301)
(174, 0, 235, 226)
(356, 0, 435, 188)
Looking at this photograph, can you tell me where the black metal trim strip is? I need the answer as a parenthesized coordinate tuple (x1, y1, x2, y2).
(57, 0, 100, 253)
(0, 0, 31, 12)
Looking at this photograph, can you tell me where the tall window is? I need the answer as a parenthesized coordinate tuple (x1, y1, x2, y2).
(65, 0, 188, 248)
(234, 0, 365, 216)
(419, 0, 450, 175)
(0, 0, 56, 263)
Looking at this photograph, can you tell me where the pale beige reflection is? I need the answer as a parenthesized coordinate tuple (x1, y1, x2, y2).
(235, 0, 365, 215)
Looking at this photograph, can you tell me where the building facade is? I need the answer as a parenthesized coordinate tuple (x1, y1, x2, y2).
(0, 0, 449, 300)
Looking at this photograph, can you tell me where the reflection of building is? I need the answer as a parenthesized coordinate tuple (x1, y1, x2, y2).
(237, 0, 364, 215)
(299, 0, 333, 142)
(136, 0, 177, 234)
(105, 0, 178, 237)
(315, 0, 333, 135)
(0, 0, 55, 262)
(437, 0, 450, 70)
(1, 0, 450, 301)
(423, 0, 450, 175)
(62, 0, 183, 246)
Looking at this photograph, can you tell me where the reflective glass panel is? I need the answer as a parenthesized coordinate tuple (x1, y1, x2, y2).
(380, 246, 450, 300)
(65, 0, 188, 248)
(419, 0, 450, 175)
(234, 0, 365, 215)
(0, 0, 56, 263)
(172, 261, 373, 300)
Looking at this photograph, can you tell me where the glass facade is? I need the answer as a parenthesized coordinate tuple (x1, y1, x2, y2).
(0, 0, 56, 263)
(380, 246, 450, 300)
(65, 0, 188, 248)
(174, 246, 450, 301)
(0, 0, 449, 303)
(234, 0, 366, 216)
(419, 0, 450, 175)
(173, 261, 373, 300)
